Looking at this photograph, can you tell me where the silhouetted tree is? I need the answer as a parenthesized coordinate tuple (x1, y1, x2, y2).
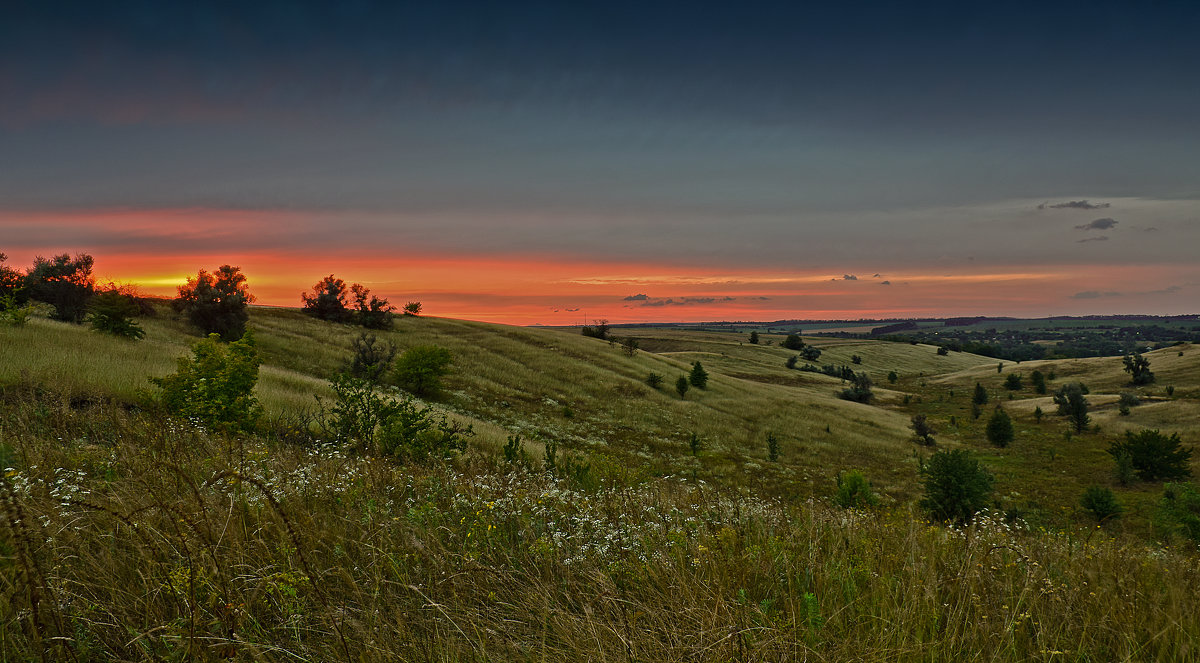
(581, 319, 610, 340)
(985, 408, 1014, 447)
(748, 331, 759, 344)
(393, 345, 452, 397)
(1053, 382, 1090, 433)
(1123, 353, 1155, 385)
(782, 333, 804, 350)
(26, 253, 95, 323)
(689, 361, 709, 389)
(0, 252, 26, 303)
(174, 265, 254, 340)
(352, 283, 395, 330)
(302, 274, 354, 322)
(403, 301, 422, 316)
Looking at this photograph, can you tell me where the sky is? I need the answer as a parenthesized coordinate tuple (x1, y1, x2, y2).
(2, 1, 1198, 325)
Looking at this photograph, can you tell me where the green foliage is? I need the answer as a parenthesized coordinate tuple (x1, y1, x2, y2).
(689, 361, 709, 389)
(0, 293, 34, 326)
(325, 374, 471, 459)
(174, 265, 254, 340)
(619, 337, 639, 357)
(403, 301, 422, 316)
(503, 434, 525, 465)
(834, 470, 879, 508)
(26, 252, 96, 323)
(997, 362, 1004, 373)
(325, 374, 395, 447)
(1030, 370, 1047, 394)
(301, 274, 354, 322)
(985, 408, 1014, 448)
(887, 370, 898, 384)
(785, 355, 798, 369)
(1107, 429, 1193, 482)
(645, 372, 663, 389)
(1033, 406, 1044, 423)
(936, 346, 949, 356)
(675, 375, 689, 399)
(688, 432, 701, 456)
(394, 345, 453, 397)
(919, 448, 994, 525)
(344, 332, 397, 383)
(748, 330, 759, 344)
(1053, 383, 1090, 433)
(782, 333, 804, 350)
(1166, 385, 1175, 397)
(351, 283, 395, 330)
(0, 252, 27, 304)
(1080, 486, 1122, 522)
(1123, 353, 1155, 386)
(801, 345, 822, 361)
(766, 432, 779, 462)
(851, 354, 862, 365)
(910, 414, 935, 446)
(839, 372, 873, 403)
(580, 319, 610, 340)
(1156, 482, 1200, 544)
(1003, 373, 1022, 390)
(88, 287, 145, 340)
(1113, 451, 1135, 486)
(972, 382, 989, 405)
(152, 332, 262, 432)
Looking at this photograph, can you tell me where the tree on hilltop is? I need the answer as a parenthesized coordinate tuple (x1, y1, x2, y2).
(175, 265, 254, 340)
(302, 274, 354, 322)
(26, 253, 96, 323)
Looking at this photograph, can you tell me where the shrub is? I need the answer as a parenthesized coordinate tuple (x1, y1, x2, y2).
(0, 294, 33, 326)
(1113, 451, 1135, 486)
(985, 408, 1014, 448)
(748, 331, 759, 344)
(646, 372, 663, 389)
(301, 274, 354, 322)
(324, 374, 399, 448)
(89, 287, 146, 340)
(1156, 482, 1200, 543)
(1031, 370, 1047, 394)
(1080, 486, 1122, 522)
(910, 414, 936, 446)
(1118, 392, 1141, 409)
(0, 252, 25, 303)
(839, 372, 873, 403)
(766, 432, 780, 462)
(919, 448, 993, 525)
(351, 283, 395, 330)
(377, 398, 472, 462)
(403, 301, 422, 316)
(689, 361, 708, 389)
(1053, 383, 1090, 433)
(675, 376, 689, 399)
(972, 383, 989, 405)
(503, 434, 525, 465)
(344, 332, 397, 383)
(1004, 373, 1023, 390)
(782, 333, 804, 350)
(1123, 353, 1155, 385)
(620, 337, 639, 357)
(394, 345, 453, 397)
(581, 319, 610, 340)
(688, 432, 701, 456)
(801, 346, 822, 361)
(785, 355, 798, 369)
(174, 265, 254, 340)
(25, 252, 96, 323)
(1107, 429, 1193, 482)
(152, 332, 261, 432)
(936, 346, 949, 356)
(1033, 406, 1044, 423)
(887, 370, 898, 383)
(834, 470, 879, 508)
(851, 354, 862, 365)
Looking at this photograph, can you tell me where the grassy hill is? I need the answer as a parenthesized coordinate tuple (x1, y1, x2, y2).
(2, 304, 1199, 660)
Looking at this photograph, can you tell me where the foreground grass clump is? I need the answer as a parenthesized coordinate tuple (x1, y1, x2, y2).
(3, 392, 1200, 661)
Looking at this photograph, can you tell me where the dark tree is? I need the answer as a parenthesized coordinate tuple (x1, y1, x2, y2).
(403, 301, 422, 316)
(1107, 429, 1192, 482)
(782, 333, 804, 350)
(919, 449, 993, 525)
(581, 319, 611, 340)
(620, 337, 639, 357)
(352, 283, 395, 330)
(766, 432, 780, 462)
(887, 370, 899, 384)
(748, 331, 759, 344)
(0, 252, 27, 303)
(785, 355, 798, 369)
(175, 265, 254, 340)
(840, 372, 873, 403)
(675, 375, 690, 399)
(910, 414, 936, 445)
(1004, 373, 1023, 390)
(1123, 353, 1155, 386)
(393, 345, 452, 397)
(301, 275, 354, 322)
(89, 287, 145, 340)
(985, 408, 1014, 448)
(936, 346, 949, 356)
(689, 361, 709, 389)
(801, 346, 822, 361)
(345, 332, 397, 383)
(1080, 486, 1122, 522)
(851, 354, 862, 365)
(1053, 383, 1090, 433)
(26, 253, 96, 323)
(1030, 370, 1047, 394)
(972, 382, 989, 405)
(646, 372, 664, 389)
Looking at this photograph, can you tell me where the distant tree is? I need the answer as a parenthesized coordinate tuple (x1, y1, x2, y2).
(89, 286, 145, 340)
(1030, 370, 1047, 394)
(152, 332, 261, 432)
(301, 274, 354, 322)
(985, 408, 1014, 448)
(646, 372, 664, 389)
(344, 332, 397, 383)
(997, 362, 1004, 373)
(910, 414, 936, 445)
(840, 371, 873, 403)
(675, 375, 690, 399)
(748, 331, 759, 344)
(1123, 353, 1155, 386)
(403, 301, 422, 316)
(689, 361, 709, 389)
(919, 448, 993, 525)
(801, 346, 822, 361)
(25, 253, 96, 323)
(393, 345, 453, 397)
(174, 265, 254, 340)
(851, 354, 862, 365)
(688, 431, 701, 456)
(620, 337, 639, 357)
(936, 346, 949, 356)
(766, 432, 780, 462)
(1033, 406, 1044, 423)
(1004, 373, 1023, 390)
(0, 252, 27, 303)
(972, 382, 989, 405)
(1080, 486, 1122, 523)
(352, 283, 395, 330)
(782, 333, 804, 350)
(1108, 429, 1192, 482)
(887, 370, 899, 384)
(1053, 383, 1090, 433)
(785, 355, 798, 369)
(581, 319, 610, 340)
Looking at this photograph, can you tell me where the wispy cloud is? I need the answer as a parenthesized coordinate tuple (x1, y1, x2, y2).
(623, 293, 650, 301)
(1070, 290, 1122, 299)
(1040, 200, 1111, 210)
(1075, 218, 1118, 231)
(631, 295, 741, 307)
(880, 280, 891, 285)
(1077, 235, 1110, 243)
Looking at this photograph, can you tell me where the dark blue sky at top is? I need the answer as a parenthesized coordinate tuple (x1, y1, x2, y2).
(3, 0, 1200, 261)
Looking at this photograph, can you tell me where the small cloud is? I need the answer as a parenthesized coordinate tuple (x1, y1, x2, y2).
(872, 273, 881, 278)
(1070, 290, 1122, 299)
(1147, 285, 1183, 295)
(842, 274, 858, 281)
(1042, 200, 1111, 210)
(636, 295, 739, 307)
(880, 280, 891, 285)
(1143, 227, 1159, 232)
(623, 293, 650, 301)
(1075, 218, 1118, 231)
(1077, 235, 1109, 243)
(565, 307, 580, 312)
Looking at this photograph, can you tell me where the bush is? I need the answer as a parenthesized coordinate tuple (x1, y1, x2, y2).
(972, 382, 988, 405)
(394, 345, 453, 397)
(887, 370, 898, 383)
(619, 337, 639, 357)
(766, 432, 780, 462)
(1031, 370, 1047, 394)
(1004, 373, 1023, 390)
(985, 408, 1014, 448)
(646, 372, 664, 389)
(851, 354, 862, 365)
(325, 375, 471, 459)
(689, 361, 709, 389)
(919, 448, 993, 524)
(403, 301, 422, 316)
(1156, 482, 1200, 543)
(785, 355, 798, 369)
(1053, 383, 1090, 433)
(782, 333, 804, 350)
(1107, 429, 1193, 482)
(1080, 486, 1122, 522)
(174, 265, 254, 340)
(89, 287, 146, 340)
(25, 253, 95, 323)
(839, 372, 873, 403)
(748, 331, 759, 344)
(801, 346, 822, 361)
(1123, 353, 1155, 386)
(936, 346, 949, 356)
(675, 376, 689, 399)
(351, 283, 395, 330)
(910, 414, 936, 446)
(301, 274, 354, 322)
(581, 319, 610, 340)
(834, 470, 879, 508)
(0, 294, 33, 326)
(0, 252, 27, 304)
(345, 332, 397, 383)
(152, 332, 262, 432)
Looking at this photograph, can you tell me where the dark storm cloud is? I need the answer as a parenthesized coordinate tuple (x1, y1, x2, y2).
(1075, 218, 1118, 231)
(1039, 200, 1111, 210)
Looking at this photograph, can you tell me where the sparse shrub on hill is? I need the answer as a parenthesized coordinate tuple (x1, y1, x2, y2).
(352, 283, 395, 329)
(1080, 486, 1122, 522)
(324, 374, 471, 459)
(887, 370, 898, 383)
(1031, 370, 1047, 394)
(675, 376, 689, 399)
(973, 382, 989, 405)
(936, 346, 949, 356)
(1123, 353, 1155, 385)
(801, 345, 822, 361)
(1053, 383, 1090, 433)
(393, 345, 453, 397)
(345, 332, 397, 383)
(174, 264, 253, 340)
(839, 371, 873, 403)
(301, 274, 354, 322)
(403, 301, 422, 316)
(581, 319, 610, 340)
(689, 361, 708, 389)
(919, 448, 993, 525)
(782, 333, 804, 350)
(646, 372, 663, 389)
(766, 432, 780, 462)
(1004, 373, 1022, 390)
(25, 252, 96, 323)
(620, 337, 639, 357)
(1107, 429, 1192, 482)
(748, 330, 759, 344)
(986, 408, 1014, 448)
(89, 286, 145, 340)
(785, 355, 798, 369)
(910, 414, 936, 445)
(152, 332, 261, 432)
(834, 470, 879, 508)
(851, 354, 862, 364)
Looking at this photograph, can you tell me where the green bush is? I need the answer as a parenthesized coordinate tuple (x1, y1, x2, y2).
(174, 265, 253, 340)
(1107, 429, 1193, 482)
(839, 372, 873, 403)
(0, 294, 33, 326)
(646, 372, 664, 389)
(1080, 486, 1122, 522)
(919, 449, 993, 525)
(1156, 482, 1200, 543)
(344, 332, 397, 383)
(325, 375, 472, 459)
(1004, 373, 1022, 390)
(887, 370, 898, 383)
(675, 376, 689, 399)
(782, 333, 804, 350)
(972, 382, 989, 405)
(985, 408, 1014, 448)
(26, 253, 96, 323)
(394, 345, 453, 397)
(89, 288, 145, 340)
(689, 361, 709, 389)
(152, 332, 261, 432)
(834, 470, 879, 508)
(766, 432, 780, 462)
(785, 355, 798, 369)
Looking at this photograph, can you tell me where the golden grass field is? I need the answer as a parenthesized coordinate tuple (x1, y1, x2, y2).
(1, 303, 1198, 660)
